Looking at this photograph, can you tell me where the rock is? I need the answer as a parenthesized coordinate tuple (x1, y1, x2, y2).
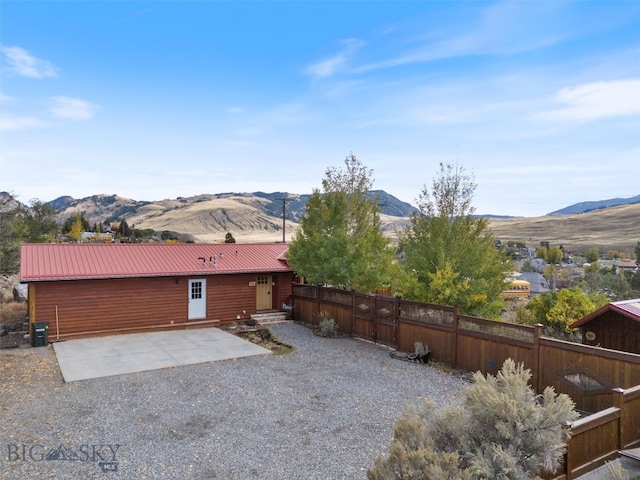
(13, 283, 27, 302)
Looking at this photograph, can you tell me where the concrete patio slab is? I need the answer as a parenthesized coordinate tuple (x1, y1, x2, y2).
(52, 328, 271, 382)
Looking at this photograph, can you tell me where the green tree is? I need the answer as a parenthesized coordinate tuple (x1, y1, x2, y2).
(0, 194, 24, 274)
(62, 213, 90, 234)
(117, 219, 131, 238)
(543, 264, 559, 291)
(135, 228, 155, 241)
(524, 288, 607, 334)
(425, 261, 470, 307)
(22, 199, 58, 242)
(628, 269, 640, 292)
(546, 288, 606, 332)
(635, 241, 640, 265)
(585, 247, 600, 264)
(68, 214, 84, 242)
(398, 163, 509, 318)
(224, 232, 236, 243)
(368, 359, 579, 480)
(537, 245, 563, 265)
(582, 267, 638, 301)
(286, 154, 395, 292)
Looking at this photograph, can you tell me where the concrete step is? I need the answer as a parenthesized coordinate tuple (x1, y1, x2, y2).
(575, 449, 640, 479)
(620, 447, 640, 462)
(250, 312, 289, 325)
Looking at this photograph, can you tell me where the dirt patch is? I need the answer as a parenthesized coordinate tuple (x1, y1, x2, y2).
(0, 345, 64, 411)
(223, 325, 295, 355)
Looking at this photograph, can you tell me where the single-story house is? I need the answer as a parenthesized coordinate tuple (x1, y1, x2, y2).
(516, 271, 551, 295)
(615, 260, 638, 273)
(20, 242, 295, 339)
(569, 298, 640, 354)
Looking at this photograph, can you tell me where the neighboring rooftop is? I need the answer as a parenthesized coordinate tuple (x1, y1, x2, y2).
(570, 298, 640, 329)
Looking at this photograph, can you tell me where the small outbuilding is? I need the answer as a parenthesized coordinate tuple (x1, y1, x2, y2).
(569, 298, 640, 355)
(20, 243, 295, 340)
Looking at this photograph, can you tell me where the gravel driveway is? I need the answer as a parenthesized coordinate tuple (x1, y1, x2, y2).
(1, 323, 468, 480)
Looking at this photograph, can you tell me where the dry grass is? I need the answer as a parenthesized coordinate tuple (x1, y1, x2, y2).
(0, 301, 27, 324)
(56, 191, 638, 253)
(488, 203, 640, 254)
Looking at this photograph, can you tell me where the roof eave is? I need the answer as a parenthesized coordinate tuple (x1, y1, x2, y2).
(570, 303, 640, 329)
(21, 267, 294, 283)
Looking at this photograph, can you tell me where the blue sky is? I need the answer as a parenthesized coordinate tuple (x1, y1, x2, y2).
(1, 1, 639, 217)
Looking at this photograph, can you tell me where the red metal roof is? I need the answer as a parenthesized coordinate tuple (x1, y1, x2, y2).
(611, 298, 640, 319)
(569, 298, 640, 328)
(20, 243, 291, 282)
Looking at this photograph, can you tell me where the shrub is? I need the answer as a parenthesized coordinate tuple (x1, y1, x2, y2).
(317, 313, 339, 337)
(605, 459, 640, 480)
(368, 359, 579, 480)
(319, 318, 338, 337)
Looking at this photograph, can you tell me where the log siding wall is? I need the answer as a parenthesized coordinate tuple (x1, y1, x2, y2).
(581, 311, 640, 354)
(30, 272, 294, 339)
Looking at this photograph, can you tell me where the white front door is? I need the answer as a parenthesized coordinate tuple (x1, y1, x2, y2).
(188, 279, 206, 320)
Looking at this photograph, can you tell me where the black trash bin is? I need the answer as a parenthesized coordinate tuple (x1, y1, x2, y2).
(31, 322, 49, 347)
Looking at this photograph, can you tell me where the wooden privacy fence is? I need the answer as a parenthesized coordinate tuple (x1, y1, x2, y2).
(293, 284, 545, 382)
(552, 385, 640, 480)
(292, 284, 640, 478)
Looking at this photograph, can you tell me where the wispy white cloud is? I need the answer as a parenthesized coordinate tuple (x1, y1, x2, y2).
(534, 79, 640, 122)
(352, 1, 618, 74)
(305, 38, 365, 78)
(1, 46, 58, 78)
(0, 115, 45, 131)
(227, 106, 246, 114)
(50, 96, 99, 120)
(112, 7, 157, 25)
(226, 102, 308, 147)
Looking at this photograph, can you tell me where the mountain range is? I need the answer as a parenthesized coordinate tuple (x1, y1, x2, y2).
(2, 191, 638, 252)
(44, 190, 417, 243)
(547, 195, 640, 215)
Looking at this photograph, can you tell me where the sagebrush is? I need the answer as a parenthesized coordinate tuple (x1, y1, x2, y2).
(368, 359, 579, 480)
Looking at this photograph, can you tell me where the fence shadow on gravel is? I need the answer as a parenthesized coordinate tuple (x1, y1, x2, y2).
(292, 284, 640, 480)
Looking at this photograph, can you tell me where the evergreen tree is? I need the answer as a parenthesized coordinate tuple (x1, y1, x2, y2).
(224, 232, 236, 243)
(117, 219, 131, 237)
(62, 213, 90, 234)
(0, 195, 24, 274)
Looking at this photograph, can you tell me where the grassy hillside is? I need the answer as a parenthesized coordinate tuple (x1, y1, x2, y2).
(488, 203, 639, 254)
(47, 191, 638, 252)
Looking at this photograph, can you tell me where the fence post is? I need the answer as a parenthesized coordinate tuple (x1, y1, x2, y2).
(394, 296, 400, 346)
(612, 387, 625, 450)
(532, 323, 543, 394)
(562, 420, 574, 480)
(453, 305, 459, 369)
(351, 289, 356, 335)
(315, 286, 321, 324)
